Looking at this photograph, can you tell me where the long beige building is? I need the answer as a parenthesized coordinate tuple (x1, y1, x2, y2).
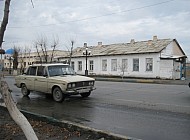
(3, 50, 68, 71)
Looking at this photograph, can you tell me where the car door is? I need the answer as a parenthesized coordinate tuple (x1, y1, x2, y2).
(23, 66, 37, 91)
(34, 66, 48, 93)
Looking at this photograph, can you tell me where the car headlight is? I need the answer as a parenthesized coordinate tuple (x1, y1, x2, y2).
(68, 83, 72, 88)
(72, 83, 76, 88)
(68, 83, 76, 88)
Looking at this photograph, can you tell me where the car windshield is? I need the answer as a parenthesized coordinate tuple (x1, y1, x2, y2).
(48, 65, 75, 77)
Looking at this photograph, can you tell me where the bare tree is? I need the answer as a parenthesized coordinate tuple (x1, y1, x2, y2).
(12, 46, 19, 70)
(0, 0, 10, 47)
(34, 35, 59, 63)
(50, 36, 59, 62)
(34, 42, 42, 63)
(26, 46, 31, 64)
(118, 59, 128, 79)
(31, 0, 34, 8)
(18, 47, 25, 74)
(64, 37, 76, 65)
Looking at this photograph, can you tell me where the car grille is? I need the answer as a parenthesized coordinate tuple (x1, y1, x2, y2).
(67, 81, 94, 89)
(76, 81, 90, 87)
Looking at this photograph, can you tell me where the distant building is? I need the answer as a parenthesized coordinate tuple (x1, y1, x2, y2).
(57, 36, 187, 79)
(3, 50, 68, 72)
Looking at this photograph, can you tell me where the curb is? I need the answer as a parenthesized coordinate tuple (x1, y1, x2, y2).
(0, 106, 140, 140)
(95, 77, 189, 85)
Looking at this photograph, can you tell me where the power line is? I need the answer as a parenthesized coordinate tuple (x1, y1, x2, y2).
(8, 0, 175, 28)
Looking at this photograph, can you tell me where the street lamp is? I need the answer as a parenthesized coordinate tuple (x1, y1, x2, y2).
(83, 43, 91, 76)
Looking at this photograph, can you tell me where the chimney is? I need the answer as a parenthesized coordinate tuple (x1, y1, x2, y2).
(130, 39, 135, 47)
(153, 35, 158, 41)
(84, 43, 87, 47)
(98, 42, 102, 46)
(130, 39, 135, 44)
(147, 40, 152, 46)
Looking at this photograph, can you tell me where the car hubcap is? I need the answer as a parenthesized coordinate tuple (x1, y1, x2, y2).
(55, 90, 61, 100)
(22, 87, 26, 95)
(54, 90, 62, 101)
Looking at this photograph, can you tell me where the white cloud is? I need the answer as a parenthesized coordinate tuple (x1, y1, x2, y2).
(0, 0, 190, 58)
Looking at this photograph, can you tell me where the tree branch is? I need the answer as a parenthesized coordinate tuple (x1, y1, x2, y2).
(31, 0, 34, 8)
(0, 80, 38, 140)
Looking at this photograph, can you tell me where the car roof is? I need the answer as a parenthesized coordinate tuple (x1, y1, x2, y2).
(30, 63, 69, 67)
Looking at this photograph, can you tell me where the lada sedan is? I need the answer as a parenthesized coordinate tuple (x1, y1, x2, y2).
(15, 63, 95, 102)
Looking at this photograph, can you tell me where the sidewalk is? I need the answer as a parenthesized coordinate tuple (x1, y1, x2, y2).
(94, 76, 190, 85)
(3, 72, 190, 85)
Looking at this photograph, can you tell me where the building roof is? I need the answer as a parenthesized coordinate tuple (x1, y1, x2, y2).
(71, 38, 173, 57)
(52, 36, 186, 59)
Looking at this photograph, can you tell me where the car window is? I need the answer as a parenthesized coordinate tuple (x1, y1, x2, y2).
(37, 66, 45, 76)
(26, 66, 37, 75)
(48, 65, 75, 77)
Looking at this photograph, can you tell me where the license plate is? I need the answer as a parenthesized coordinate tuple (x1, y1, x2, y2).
(78, 89, 90, 93)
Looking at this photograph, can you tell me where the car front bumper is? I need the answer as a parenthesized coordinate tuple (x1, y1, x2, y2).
(65, 86, 96, 95)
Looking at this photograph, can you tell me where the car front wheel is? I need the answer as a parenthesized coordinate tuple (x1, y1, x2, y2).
(52, 87, 64, 102)
(21, 84, 30, 96)
(80, 92, 91, 97)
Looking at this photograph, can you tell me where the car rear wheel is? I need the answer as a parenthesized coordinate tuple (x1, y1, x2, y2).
(52, 87, 64, 102)
(21, 84, 30, 96)
(80, 92, 91, 97)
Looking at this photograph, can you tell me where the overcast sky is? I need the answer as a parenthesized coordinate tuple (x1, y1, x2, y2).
(0, 0, 190, 59)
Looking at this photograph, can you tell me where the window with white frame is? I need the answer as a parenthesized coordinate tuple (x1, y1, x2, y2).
(146, 58, 153, 71)
(102, 59, 107, 71)
(78, 61, 82, 71)
(111, 59, 117, 71)
(89, 60, 94, 71)
(133, 58, 139, 71)
(121, 59, 128, 72)
(71, 61, 75, 70)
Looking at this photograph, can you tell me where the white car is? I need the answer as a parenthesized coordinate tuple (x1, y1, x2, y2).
(15, 63, 95, 102)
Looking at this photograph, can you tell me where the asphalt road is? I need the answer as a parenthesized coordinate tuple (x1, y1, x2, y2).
(2, 76, 190, 140)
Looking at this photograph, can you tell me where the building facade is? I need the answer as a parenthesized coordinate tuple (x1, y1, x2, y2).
(3, 50, 68, 72)
(3, 36, 187, 79)
(58, 36, 187, 79)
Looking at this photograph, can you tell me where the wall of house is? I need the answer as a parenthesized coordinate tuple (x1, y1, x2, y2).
(172, 41, 184, 56)
(161, 41, 184, 57)
(159, 41, 184, 79)
(70, 53, 162, 78)
(159, 58, 181, 79)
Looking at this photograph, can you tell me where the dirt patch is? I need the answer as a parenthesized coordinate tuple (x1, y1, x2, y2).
(0, 108, 99, 140)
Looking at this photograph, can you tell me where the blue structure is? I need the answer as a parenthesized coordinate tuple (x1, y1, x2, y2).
(5, 48, 14, 55)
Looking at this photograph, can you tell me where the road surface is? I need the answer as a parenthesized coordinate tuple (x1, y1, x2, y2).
(3, 77, 190, 140)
